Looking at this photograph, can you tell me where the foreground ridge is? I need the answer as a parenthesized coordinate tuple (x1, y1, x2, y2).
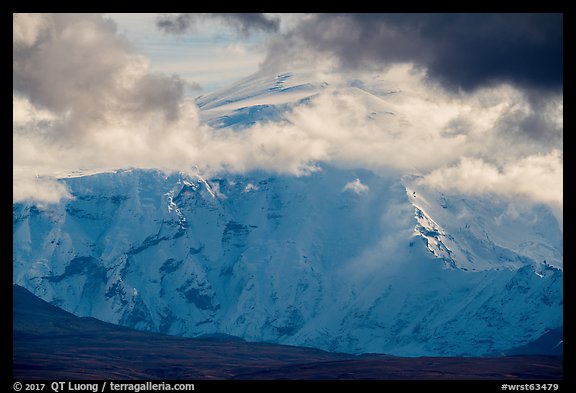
(13, 285, 562, 380)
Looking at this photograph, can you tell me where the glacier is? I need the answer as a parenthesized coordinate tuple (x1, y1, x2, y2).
(13, 71, 563, 356)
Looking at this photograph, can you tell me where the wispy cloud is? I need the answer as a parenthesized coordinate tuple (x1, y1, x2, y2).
(156, 13, 280, 36)
(343, 179, 369, 195)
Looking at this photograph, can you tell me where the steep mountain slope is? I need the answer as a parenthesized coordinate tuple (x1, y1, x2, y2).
(12, 284, 353, 380)
(13, 71, 563, 357)
(13, 285, 563, 380)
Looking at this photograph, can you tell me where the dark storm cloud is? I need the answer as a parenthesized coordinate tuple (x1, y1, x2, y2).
(263, 13, 563, 93)
(408, 13, 562, 92)
(494, 90, 563, 143)
(156, 13, 280, 36)
(156, 13, 194, 34)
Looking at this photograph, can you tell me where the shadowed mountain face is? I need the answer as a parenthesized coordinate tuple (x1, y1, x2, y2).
(13, 285, 562, 380)
(13, 164, 562, 357)
(13, 71, 562, 358)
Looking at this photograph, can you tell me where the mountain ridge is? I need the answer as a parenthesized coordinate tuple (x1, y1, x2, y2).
(13, 70, 563, 357)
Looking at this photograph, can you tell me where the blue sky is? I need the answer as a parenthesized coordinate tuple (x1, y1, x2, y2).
(107, 13, 267, 94)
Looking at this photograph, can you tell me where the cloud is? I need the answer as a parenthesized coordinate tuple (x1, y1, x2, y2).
(12, 13, 191, 203)
(343, 179, 369, 194)
(268, 66, 561, 174)
(13, 13, 48, 46)
(12, 12, 276, 188)
(13, 14, 562, 220)
(13, 13, 186, 136)
(156, 13, 280, 36)
(13, 173, 72, 206)
(417, 151, 563, 221)
(150, 13, 563, 144)
(261, 13, 563, 93)
(256, 13, 562, 153)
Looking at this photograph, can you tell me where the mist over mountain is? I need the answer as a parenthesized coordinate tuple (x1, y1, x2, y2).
(13, 71, 562, 358)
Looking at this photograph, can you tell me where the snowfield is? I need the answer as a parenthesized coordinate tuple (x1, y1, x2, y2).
(13, 71, 562, 356)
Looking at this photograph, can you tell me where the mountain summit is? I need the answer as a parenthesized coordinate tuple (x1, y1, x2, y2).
(13, 71, 562, 357)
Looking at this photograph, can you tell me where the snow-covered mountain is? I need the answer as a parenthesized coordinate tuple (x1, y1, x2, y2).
(13, 71, 562, 357)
